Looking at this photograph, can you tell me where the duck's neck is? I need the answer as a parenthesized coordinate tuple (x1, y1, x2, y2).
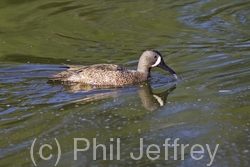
(137, 62, 151, 79)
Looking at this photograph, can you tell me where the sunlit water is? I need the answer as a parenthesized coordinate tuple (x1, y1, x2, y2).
(0, 0, 249, 167)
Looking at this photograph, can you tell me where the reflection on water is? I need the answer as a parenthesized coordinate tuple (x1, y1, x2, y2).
(138, 83, 176, 111)
(51, 81, 176, 112)
(0, 0, 250, 166)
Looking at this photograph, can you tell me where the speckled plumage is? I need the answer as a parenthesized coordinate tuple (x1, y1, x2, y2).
(50, 50, 177, 86)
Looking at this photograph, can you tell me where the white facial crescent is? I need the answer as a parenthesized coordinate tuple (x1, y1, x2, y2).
(151, 56, 161, 67)
(153, 95, 164, 106)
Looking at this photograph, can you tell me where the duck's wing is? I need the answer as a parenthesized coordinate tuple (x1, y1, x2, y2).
(50, 64, 128, 82)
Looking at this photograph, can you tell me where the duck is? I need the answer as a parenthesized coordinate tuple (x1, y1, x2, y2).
(49, 50, 178, 86)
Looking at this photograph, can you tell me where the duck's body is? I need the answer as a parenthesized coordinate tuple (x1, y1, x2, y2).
(52, 64, 147, 86)
(50, 50, 177, 86)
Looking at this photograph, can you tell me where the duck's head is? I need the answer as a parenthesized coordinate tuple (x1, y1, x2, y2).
(137, 50, 178, 79)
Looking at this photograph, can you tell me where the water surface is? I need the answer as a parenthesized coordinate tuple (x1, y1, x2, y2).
(0, 0, 249, 166)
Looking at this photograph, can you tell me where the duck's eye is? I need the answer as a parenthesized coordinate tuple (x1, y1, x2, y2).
(154, 56, 157, 59)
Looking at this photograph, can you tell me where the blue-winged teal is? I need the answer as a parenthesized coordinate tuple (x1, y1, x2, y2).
(50, 50, 178, 86)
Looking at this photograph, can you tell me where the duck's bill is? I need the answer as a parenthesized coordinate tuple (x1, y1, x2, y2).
(158, 61, 178, 80)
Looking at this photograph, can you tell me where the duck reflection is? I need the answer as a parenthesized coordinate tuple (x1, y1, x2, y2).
(138, 83, 176, 111)
(53, 81, 176, 111)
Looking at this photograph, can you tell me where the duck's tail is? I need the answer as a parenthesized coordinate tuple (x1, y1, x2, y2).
(49, 71, 74, 82)
(49, 64, 86, 82)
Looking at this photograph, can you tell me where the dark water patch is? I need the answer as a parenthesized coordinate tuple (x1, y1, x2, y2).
(179, 1, 250, 39)
(48, 4, 85, 17)
(0, 54, 73, 64)
(196, 2, 250, 21)
(2, 0, 35, 5)
(36, 1, 74, 10)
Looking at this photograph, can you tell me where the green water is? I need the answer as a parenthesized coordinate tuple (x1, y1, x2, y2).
(0, 0, 249, 166)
